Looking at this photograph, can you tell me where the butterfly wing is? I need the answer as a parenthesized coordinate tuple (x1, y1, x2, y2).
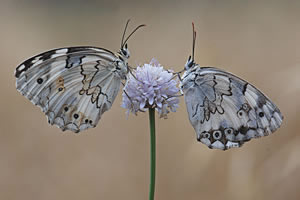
(181, 66, 283, 150)
(15, 46, 124, 133)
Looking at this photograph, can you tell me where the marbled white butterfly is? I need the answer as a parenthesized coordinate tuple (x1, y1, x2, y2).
(15, 20, 145, 133)
(180, 23, 283, 150)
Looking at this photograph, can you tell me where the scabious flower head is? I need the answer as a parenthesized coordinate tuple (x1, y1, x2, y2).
(122, 59, 180, 118)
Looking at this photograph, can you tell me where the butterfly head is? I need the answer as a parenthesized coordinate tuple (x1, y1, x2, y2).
(120, 43, 130, 59)
(119, 20, 145, 60)
(185, 55, 195, 70)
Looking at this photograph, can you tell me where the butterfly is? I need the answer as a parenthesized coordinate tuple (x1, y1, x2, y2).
(15, 20, 145, 133)
(180, 23, 283, 150)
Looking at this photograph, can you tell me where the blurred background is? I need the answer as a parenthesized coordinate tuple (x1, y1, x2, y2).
(1, 0, 300, 199)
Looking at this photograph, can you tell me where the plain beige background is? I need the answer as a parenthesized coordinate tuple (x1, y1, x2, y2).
(1, 0, 300, 199)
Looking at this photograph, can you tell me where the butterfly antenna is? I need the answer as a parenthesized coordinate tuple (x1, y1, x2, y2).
(121, 19, 131, 48)
(122, 24, 146, 48)
(192, 22, 196, 61)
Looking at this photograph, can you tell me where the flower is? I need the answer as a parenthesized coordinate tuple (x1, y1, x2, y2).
(122, 59, 180, 118)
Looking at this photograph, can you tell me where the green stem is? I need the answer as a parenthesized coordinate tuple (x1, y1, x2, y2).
(148, 108, 156, 200)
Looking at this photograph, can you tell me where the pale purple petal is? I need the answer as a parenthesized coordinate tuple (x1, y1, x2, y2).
(122, 59, 180, 117)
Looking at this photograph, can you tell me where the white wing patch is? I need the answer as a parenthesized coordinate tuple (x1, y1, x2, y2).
(181, 66, 283, 150)
(15, 47, 125, 133)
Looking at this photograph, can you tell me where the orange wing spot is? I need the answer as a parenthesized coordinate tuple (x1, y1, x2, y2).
(56, 76, 64, 84)
(56, 76, 65, 93)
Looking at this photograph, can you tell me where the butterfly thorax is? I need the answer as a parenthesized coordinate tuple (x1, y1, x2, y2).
(115, 52, 129, 80)
(180, 63, 200, 91)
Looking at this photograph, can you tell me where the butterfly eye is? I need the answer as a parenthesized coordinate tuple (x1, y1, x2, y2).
(185, 55, 194, 70)
(121, 48, 127, 55)
(121, 46, 130, 59)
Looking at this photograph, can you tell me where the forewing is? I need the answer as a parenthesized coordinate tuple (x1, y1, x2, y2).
(15, 46, 122, 133)
(181, 66, 283, 150)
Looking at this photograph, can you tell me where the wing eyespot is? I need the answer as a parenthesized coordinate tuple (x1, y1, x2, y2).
(237, 110, 244, 117)
(203, 132, 210, 138)
(213, 130, 222, 140)
(242, 103, 250, 111)
(259, 112, 264, 117)
(224, 128, 233, 135)
(73, 113, 79, 119)
(37, 78, 43, 84)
